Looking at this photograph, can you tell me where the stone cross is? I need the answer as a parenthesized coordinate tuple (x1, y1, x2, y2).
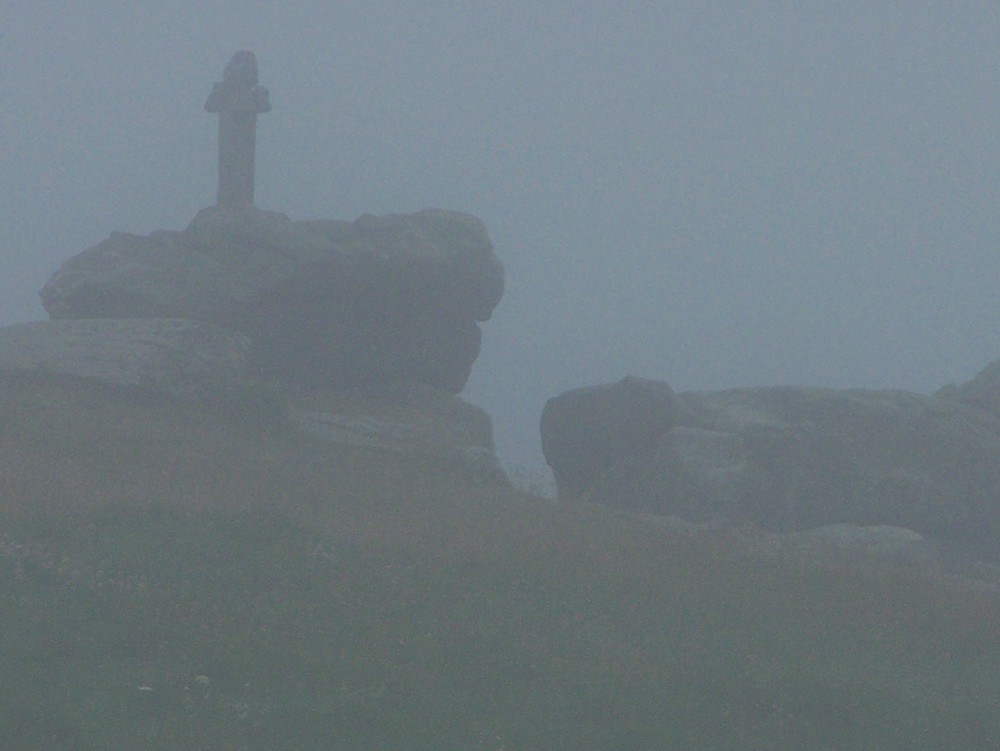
(205, 51, 271, 208)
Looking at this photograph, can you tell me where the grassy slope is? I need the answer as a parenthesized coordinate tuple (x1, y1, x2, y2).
(1, 371, 998, 750)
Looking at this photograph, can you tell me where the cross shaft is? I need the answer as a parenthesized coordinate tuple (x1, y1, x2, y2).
(205, 51, 270, 208)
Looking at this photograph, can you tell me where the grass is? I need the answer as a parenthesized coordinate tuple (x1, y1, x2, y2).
(1, 370, 999, 749)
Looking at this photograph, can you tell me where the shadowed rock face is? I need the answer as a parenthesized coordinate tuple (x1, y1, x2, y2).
(541, 372, 1000, 551)
(540, 377, 697, 499)
(937, 359, 1000, 421)
(39, 206, 504, 394)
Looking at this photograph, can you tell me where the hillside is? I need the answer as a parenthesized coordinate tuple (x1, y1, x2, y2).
(2, 370, 1000, 750)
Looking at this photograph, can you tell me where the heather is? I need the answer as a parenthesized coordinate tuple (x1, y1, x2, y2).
(2, 372, 998, 749)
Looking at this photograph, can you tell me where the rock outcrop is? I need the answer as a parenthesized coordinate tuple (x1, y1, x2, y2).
(40, 205, 504, 394)
(0, 319, 250, 394)
(542, 374, 1000, 551)
(540, 376, 697, 499)
(0, 205, 507, 482)
(937, 359, 1000, 421)
(0, 330, 505, 485)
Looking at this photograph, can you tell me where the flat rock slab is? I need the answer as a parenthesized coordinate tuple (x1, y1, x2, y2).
(0, 319, 251, 392)
(784, 523, 937, 562)
(0, 320, 507, 484)
(286, 382, 507, 484)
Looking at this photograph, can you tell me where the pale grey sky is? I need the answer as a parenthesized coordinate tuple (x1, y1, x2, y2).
(3, 3, 999, 471)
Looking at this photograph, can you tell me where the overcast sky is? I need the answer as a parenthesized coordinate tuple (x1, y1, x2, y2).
(3, 3, 999, 472)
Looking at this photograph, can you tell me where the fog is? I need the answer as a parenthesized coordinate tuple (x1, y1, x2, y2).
(3, 3, 999, 472)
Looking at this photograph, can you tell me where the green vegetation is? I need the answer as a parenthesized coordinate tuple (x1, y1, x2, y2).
(1, 372, 999, 749)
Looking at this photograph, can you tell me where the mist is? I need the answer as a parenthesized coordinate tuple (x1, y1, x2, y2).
(3, 3, 999, 471)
